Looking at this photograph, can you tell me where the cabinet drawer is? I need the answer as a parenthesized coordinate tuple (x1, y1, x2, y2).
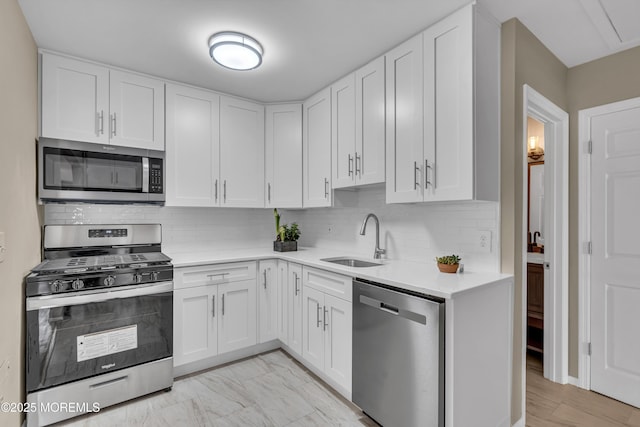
(302, 266, 352, 302)
(175, 262, 257, 290)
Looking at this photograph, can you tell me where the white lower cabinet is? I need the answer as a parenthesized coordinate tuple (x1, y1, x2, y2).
(287, 263, 303, 355)
(173, 262, 257, 368)
(302, 267, 352, 393)
(276, 260, 289, 345)
(258, 260, 278, 343)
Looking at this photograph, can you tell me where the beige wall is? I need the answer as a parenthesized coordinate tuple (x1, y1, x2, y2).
(0, 1, 41, 426)
(566, 44, 640, 378)
(501, 18, 568, 423)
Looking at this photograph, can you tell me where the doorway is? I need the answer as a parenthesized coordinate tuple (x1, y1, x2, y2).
(578, 97, 640, 407)
(521, 85, 569, 404)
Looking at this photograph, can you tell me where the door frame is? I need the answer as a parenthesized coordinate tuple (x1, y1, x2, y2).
(522, 85, 569, 387)
(577, 96, 640, 390)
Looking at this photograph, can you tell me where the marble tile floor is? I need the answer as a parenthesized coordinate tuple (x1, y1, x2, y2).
(56, 350, 378, 427)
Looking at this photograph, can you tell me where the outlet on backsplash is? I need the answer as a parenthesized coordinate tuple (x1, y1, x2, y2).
(476, 230, 492, 253)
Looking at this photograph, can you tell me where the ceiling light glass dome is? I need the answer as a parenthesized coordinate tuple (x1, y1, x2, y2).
(209, 32, 263, 71)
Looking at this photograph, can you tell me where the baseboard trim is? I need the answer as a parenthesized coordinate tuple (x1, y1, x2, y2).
(512, 416, 525, 427)
(567, 375, 580, 387)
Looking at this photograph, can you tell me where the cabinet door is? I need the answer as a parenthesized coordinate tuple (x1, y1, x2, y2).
(265, 104, 303, 208)
(165, 84, 220, 206)
(173, 286, 217, 366)
(356, 56, 386, 186)
(324, 294, 352, 392)
(385, 34, 424, 204)
(220, 96, 265, 207)
(218, 279, 257, 354)
(109, 70, 165, 150)
(276, 261, 289, 344)
(527, 263, 544, 317)
(302, 285, 325, 372)
(258, 260, 278, 343)
(303, 88, 332, 207)
(288, 263, 303, 355)
(41, 53, 109, 144)
(331, 74, 356, 189)
(423, 6, 474, 201)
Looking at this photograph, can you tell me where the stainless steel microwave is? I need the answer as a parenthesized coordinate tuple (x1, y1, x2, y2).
(38, 138, 165, 204)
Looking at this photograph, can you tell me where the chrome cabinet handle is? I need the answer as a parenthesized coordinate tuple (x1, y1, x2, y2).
(96, 111, 104, 136)
(425, 159, 432, 188)
(214, 179, 218, 202)
(222, 294, 225, 316)
(223, 180, 227, 203)
(324, 178, 329, 198)
(111, 113, 117, 137)
(293, 272, 300, 296)
(263, 269, 267, 289)
(206, 272, 228, 282)
(212, 295, 215, 317)
(355, 152, 361, 176)
(348, 154, 353, 177)
(317, 303, 322, 327)
(323, 306, 328, 331)
(268, 183, 271, 203)
(414, 161, 420, 190)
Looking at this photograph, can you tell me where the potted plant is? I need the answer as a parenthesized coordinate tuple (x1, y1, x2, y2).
(273, 209, 301, 252)
(435, 254, 461, 273)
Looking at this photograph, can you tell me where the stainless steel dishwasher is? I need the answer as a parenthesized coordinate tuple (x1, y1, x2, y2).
(353, 278, 445, 427)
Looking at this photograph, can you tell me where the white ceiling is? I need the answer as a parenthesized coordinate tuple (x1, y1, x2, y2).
(18, 0, 640, 103)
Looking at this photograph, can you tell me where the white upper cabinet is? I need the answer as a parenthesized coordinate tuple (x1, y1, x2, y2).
(385, 34, 424, 204)
(355, 56, 386, 186)
(303, 87, 332, 207)
(265, 104, 303, 208)
(41, 54, 109, 144)
(165, 84, 220, 207)
(220, 96, 265, 208)
(331, 74, 356, 188)
(332, 57, 386, 189)
(386, 4, 499, 203)
(109, 70, 165, 150)
(41, 53, 165, 151)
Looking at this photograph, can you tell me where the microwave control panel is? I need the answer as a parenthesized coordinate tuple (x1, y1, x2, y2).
(149, 158, 163, 193)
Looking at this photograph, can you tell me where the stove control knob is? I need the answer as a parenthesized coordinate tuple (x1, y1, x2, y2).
(103, 275, 116, 287)
(51, 280, 64, 293)
(133, 273, 143, 284)
(151, 271, 160, 281)
(71, 279, 85, 290)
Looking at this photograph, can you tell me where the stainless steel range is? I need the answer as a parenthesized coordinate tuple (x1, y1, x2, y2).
(25, 224, 173, 427)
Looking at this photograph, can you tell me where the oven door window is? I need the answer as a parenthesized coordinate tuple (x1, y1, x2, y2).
(26, 292, 172, 392)
(43, 147, 143, 193)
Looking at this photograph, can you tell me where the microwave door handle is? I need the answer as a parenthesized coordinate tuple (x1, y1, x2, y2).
(142, 157, 149, 193)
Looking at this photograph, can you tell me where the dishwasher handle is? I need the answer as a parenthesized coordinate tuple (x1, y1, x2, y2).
(359, 294, 427, 325)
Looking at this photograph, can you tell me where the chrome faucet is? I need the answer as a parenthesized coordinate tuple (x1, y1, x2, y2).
(360, 213, 386, 259)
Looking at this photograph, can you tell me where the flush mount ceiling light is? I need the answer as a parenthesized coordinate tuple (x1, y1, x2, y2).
(208, 32, 263, 71)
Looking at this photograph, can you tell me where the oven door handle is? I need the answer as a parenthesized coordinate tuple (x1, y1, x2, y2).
(26, 281, 173, 311)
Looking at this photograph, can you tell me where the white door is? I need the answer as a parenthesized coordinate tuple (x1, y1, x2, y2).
(109, 70, 165, 150)
(385, 34, 424, 204)
(258, 260, 278, 343)
(173, 286, 217, 366)
(265, 104, 302, 208)
(218, 280, 257, 354)
(590, 105, 640, 408)
(288, 263, 303, 355)
(331, 74, 356, 189)
(276, 261, 289, 345)
(303, 88, 332, 207)
(302, 285, 325, 372)
(423, 6, 473, 202)
(356, 56, 386, 186)
(323, 294, 352, 392)
(165, 84, 220, 206)
(41, 53, 109, 144)
(220, 96, 265, 207)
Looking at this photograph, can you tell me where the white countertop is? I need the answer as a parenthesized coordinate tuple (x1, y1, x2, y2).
(166, 246, 513, 299)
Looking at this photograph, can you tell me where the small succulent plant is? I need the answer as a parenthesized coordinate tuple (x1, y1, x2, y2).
(435, 254, 461, 265)
(274, 209, 301, 242)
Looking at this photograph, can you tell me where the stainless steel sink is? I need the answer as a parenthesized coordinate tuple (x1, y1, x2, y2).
(321, 257, 382, 268)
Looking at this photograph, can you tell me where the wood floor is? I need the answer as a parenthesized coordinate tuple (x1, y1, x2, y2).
(56, 350, 375, 427)
(526, 353, 640, 426)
